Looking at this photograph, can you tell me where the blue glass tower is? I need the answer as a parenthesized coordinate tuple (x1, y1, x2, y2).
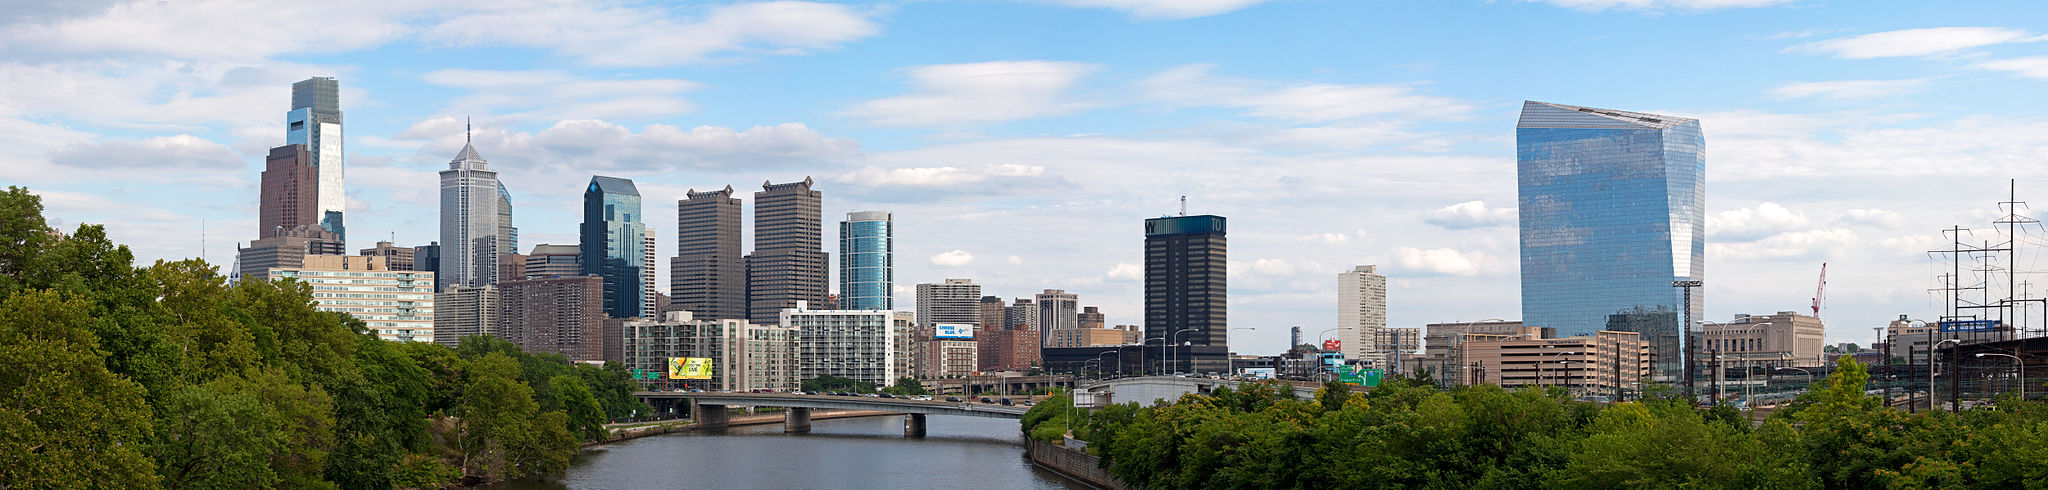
(1517, 101, 1703, 381)
(838, 211, 893, 310)
(581, 176, 647, 319)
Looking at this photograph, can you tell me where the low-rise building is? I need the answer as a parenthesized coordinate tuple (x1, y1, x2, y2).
(1420, 320, 1546, 385)
(271, 255, 435, 343)
(1459, 331, 1650, 398)
(621, 311, 798, 392)
(1701, 311, 1827, 369)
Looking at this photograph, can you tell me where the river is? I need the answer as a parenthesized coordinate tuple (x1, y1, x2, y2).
(491, 415, 1089, 489)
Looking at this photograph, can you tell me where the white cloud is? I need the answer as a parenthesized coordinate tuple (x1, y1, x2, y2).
(1839, 208, 1903, 228)
(1708, 202, 1809, 241)
(1794, 27, 2047, 59)
(930, 249, 975, 266)
(1308, 233, 1349, 245)
(1770, 79, 1930, 100)
(399, 117, 859, 173)
(1532, 0, 1793, 12)
(1708, 228, 1857, 261)
(1140, 64, 1470, 124)
(1424, 201, 1516, 230)
(1105, 262, 1141, 281)
(1972, 57, 2048, 79)
(0, 1, 417, 60)
(49, 134, 244, 172)
(841, 61, 1101, 126)
(1007, 255, 1025, 266)
(1040, 0, 1271, 20)
(1388, 247, 1486, 276)
(420, 1, 880, 67)
(421, 69, 703, 120)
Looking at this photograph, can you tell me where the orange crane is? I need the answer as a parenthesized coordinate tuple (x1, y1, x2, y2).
(1811, 263, 1827, 320)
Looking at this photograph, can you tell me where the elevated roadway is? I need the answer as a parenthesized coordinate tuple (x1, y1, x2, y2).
(1076, 376, 1330, 405)
(636, 391, 1030, 437)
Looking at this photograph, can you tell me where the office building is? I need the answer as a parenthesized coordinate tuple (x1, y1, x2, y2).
(287, 77, 345, 242)
(1337, 265, 1389, 366)
(270, 255, 434, 343)
(671, 186, 747, 321)
(917, 336, 980, 380)
(1112, 324, 1142, 345)
(643, 231, 657, 320)
(1700, 311, 1827, 369)
(784, 302, 900, 387)
(747, 178, 829, 324)
(1079, 306, 1105, 330)
(1145, 215, 1229, 375)
(1421, 320, 1545, 386)
(1037, 289, 1079, 347)
(497, 252, 528, 286)
(581, 176, 648, 319)
(434, 285, 497, 347)
(1517, 101, 1704, 382)
(1005, 298, 1039, 333)
(1387, 327, 1422, 373)
(438, 139, 508, 289)
(498, 184, 517, 256)
(621, 311, 798, 392)
(359, 241, 417, 271)
(916, 279, 983, 326)
(413, 242, 440, 275)
(499, 275, 606, 361)
(996, 325, 1041, 372)
(1459, 331, 1650, 398)
(523, 244, 580, 278)
(839, 211, 893, 310)
(977, 296, 1007, 370)
(237, 224, 344, 283)
(258, 144, 317, 238)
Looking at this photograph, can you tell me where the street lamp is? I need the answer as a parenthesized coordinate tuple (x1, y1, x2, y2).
(1141, 337, 1167, 377)
(1315, 327, 1354, 382)
(1095, 351, 1118, 381)
(1171, 328, 1200, 376)
(1977, 352, 2024, 401)
(1932, 338, 1961, 412)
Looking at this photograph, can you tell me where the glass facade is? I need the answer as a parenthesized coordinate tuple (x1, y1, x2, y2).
(1517, 101, 1703, 382)
(287, 77, 345, 243)
(838, 211, 893, 310)
(582, 176, 647, 319)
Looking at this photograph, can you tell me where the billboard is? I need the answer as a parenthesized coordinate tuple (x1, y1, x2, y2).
(668, 357, 713, 380)
(1240, 368, 1276, 379)
(935, 323, 975, 339)
(1322, 339, 1341, 351)
(1939, 320, 2000, 333)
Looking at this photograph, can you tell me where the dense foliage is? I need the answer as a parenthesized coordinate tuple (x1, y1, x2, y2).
(1027, 358, 2048, 489)
(0, 186, 648, 488)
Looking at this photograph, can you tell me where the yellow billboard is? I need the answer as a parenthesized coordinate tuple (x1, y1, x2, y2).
(668, 357, 713, 380)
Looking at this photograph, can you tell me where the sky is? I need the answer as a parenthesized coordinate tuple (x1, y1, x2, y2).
(5, 0, 2048, 354)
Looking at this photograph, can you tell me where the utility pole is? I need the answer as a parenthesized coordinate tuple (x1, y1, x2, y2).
(1673, 280, 1702, 403)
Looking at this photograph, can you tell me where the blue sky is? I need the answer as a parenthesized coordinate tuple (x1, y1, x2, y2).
(6, 0, 2048, 353)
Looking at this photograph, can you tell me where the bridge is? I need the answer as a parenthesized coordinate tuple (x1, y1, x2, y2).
(1076, 376, 1334, 405)
(637, 392, 1030, 437)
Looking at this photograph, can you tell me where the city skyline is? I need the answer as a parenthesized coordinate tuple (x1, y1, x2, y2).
(10, 1, 2048, 353)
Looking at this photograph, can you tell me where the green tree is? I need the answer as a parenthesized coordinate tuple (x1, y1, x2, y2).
(552, 375, 608, 441)
(0, 290, 160, 488)
(148, 378, 287, 489)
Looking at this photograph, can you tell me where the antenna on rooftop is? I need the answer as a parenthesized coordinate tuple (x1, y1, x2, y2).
(1179, 195, 1187, 217)
(466, 116, 472, 145)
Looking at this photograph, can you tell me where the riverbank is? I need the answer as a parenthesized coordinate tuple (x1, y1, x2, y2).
(587, 410, 900, 447)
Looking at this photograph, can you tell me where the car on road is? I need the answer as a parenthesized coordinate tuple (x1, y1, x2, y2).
(946, 396, 962, 402)
(979, 397, 994, 404)
(911, 395, 933, 401)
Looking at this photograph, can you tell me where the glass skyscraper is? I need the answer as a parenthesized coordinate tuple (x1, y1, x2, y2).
(287, 77, 345, 243)
(838, 211, 893, 310)
(581, 176, 648, 319)
(1517, 101, 1703, 382)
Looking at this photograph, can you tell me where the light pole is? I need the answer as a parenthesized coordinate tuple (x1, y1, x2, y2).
(1315, 327, 1354, 382)
(1095, 351, 1117, 381)
(1228, 327, 1256, 376)
(1977, 352, 2023, 401)
(1141, 338, 1167, 377)
(1171, 328, 1199, 376)
(1932, 338, 1961, 411)
(1673, 280, 1703, 402)
(1739, 322, 1771, 406)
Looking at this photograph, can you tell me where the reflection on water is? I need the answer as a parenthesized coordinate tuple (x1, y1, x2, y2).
(490, 415, 1087, 490)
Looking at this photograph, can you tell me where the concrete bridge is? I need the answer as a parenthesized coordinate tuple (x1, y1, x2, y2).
(637, 392, 1030, 437)
(1076, 376, 1333, 405)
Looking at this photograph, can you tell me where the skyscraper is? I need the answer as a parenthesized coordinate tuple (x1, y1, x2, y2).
(838, 211, 893, 310)
(1517, 101, 1705, 334)
(1337, 265, 1388, 366)
(977, 295, 1007, 370)
(499, 275, 606, 361)
(287, 77, 345, 242)
(581, 175, 647, 320)
(671, 186, 746, 320)
(258, 144, 316, 238)
(1037, 289, 1079, 347)
(1145, 215, 1228, 375)
(915, 279, 982, 326)
(498, 183, 518, 256)
(523, 244, 581, 278)
(1516, 101, 1703, 381)
(236, 224, 344, 283)
(643, 230, 658, 320)
(746, 178, 828, 324)
(438, 138, 504, 290)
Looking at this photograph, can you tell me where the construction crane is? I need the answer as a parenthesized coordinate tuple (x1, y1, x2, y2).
(1811, 262, 1827, 320)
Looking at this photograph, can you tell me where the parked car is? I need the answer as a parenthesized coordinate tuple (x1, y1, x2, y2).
(946, 396, 962, 402)
(999, 397, 1014, 406)
(979, 397, 994, 404)
(877, 393, 894, 399)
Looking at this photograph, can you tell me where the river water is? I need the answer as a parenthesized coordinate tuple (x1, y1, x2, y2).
(493, 415, 1088, 489)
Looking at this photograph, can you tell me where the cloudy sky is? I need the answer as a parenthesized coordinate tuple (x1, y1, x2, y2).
(6, 0, 2047, 352)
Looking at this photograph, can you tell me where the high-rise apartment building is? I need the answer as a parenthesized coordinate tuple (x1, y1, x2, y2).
(499, 275, 606, 361)
(671, 186, 747, 320)
(838, 211, 893, 310)
(1079, 306, 1105, 330)
(977, 295, 1007, 370)
(643, 231, 657, 320)
(1005, 298, 1039, 334)
(523, 244, 580, 278)
(582, 176, 648, 319)
(1037, 289, 1079, 347)
(747, 178, 828, 324)
(359, 241, 417, 271)
(438, 140, 507, 290)
(1517, 101, 1704, 381)
(258, 144, 317, 238)
(287, 77, 346, 242)
(915, 279, 982, 326)
(433, 285, 497, 347)
(270, 255, 434, 343)
(621, 311, 798, 392)
(1145, 215, 1229, 375)
(785, 302, 899, 387)
(1338, 265, 1389, 366)
(236, 224, 344, 283)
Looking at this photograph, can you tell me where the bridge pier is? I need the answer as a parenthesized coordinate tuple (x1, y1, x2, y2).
(904, 413, 927, 437)
(785, 407, 812, 433)
(696, 403, 729, 430)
